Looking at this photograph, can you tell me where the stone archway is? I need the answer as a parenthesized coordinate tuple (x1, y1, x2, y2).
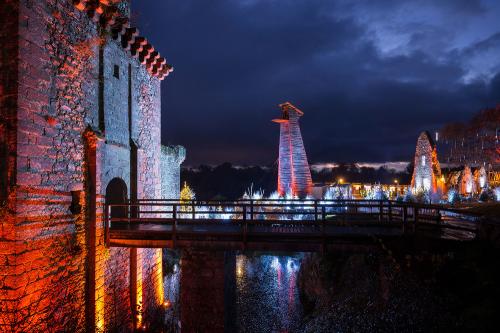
(105, 177, 128, 219)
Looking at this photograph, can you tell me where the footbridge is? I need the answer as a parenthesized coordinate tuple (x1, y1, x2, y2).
(104, 199, 480, 251)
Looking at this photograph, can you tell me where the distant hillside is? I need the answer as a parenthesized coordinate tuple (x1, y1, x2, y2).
(181, 162, 412, 200)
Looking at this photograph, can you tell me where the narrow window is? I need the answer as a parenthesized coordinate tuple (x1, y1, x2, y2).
(113, 64, 120, 79)
(421, 155, 426, 166)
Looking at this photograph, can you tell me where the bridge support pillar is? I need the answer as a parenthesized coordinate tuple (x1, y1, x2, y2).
(180, 250, 236, 333)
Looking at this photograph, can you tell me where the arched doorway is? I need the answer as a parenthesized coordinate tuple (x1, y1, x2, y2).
(105, 177, 128, 219)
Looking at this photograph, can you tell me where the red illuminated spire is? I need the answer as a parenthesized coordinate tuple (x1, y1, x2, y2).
(272, 102, 313, 197)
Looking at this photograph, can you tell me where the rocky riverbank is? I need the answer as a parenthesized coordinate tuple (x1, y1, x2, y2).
(297, 241, 500, 332)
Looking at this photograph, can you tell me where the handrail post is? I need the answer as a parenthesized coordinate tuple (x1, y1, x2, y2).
(402, 205, 407, 233)
(314, 200, 318, 222)
(388, 201, 392, 222)
(250, 200, 254, 221)
(437, 210, 442, 226)
(321, 205, 326, 253)
(128, 203, 131, 224)
(379, 200, 383, 222)
(192, 201, 195, 220)
(342, 199, 346, 224)
(243, 205, 247, 249)
(172, 204, 177, 248)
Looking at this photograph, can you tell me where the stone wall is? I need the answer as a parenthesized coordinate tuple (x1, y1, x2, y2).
(3, 1, 99, 330)
(0, 0, 177, 331)
(0, 0, 18, 207)
(103, 41, 131, 146)
(0, 0, 19, 329)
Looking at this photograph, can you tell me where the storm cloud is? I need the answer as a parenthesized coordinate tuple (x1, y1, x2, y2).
(134, 0, 500, 166)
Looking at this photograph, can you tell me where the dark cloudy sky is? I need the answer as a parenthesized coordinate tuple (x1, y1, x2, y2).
(134, 0, 500, 166)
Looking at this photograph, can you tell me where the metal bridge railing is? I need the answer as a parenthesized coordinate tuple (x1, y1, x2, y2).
(103, 199, 481, 246)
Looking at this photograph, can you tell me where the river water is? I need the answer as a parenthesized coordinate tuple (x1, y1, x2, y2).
(162, 243, 500, 332)
(163, 252, 303, 332)
(235, 254, 303, 332)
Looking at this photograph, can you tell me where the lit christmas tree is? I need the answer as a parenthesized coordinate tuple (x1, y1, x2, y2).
(179, 182, 196, 215)
(180, 181, 196, 202)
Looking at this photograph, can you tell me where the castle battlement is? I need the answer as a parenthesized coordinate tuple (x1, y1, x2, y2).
(72, 0, 172, 79)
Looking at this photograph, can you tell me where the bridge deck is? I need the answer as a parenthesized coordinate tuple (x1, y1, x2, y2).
(110, 220, 404, 249)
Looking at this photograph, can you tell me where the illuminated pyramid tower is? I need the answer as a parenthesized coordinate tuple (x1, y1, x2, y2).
(272, 102, 313, 197)
(411, 131, 443, 193)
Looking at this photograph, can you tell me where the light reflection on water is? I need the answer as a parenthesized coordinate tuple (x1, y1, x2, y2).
(163, 264, 180, 330)
(163, 253, 303, 332)
(235, 254, 303, 333)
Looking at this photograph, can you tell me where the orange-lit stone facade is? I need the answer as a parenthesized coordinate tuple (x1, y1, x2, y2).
(0, 1, 179, 331)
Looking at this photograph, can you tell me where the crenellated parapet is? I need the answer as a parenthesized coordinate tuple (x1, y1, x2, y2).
(160, 145, 186, 199)
(161, 145, 186, 165)
(72, 0, 173, 80)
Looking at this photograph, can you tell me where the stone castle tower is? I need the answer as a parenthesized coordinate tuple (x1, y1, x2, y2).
(411, 131, 443, 193)
(272, 102, 313, 197)
(0, 1, 183, 331)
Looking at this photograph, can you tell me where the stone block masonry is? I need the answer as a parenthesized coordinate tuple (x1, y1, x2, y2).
(0, 0, 181, 331)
